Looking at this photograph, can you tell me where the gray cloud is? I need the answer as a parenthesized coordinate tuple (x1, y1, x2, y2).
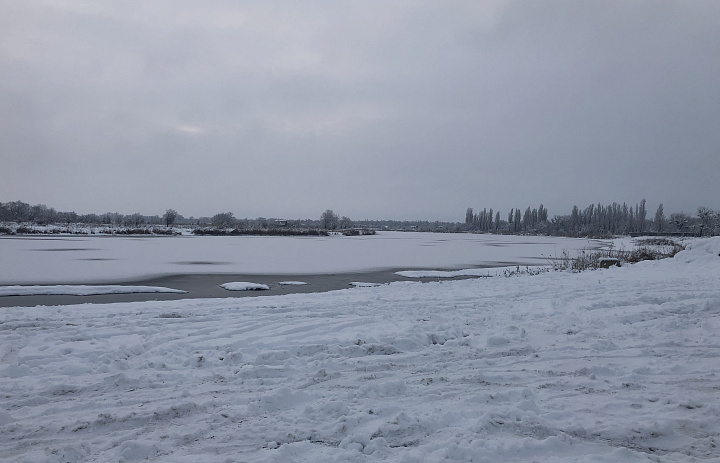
(1, 0, 719, 220)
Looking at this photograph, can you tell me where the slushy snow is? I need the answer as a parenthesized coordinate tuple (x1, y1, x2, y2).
(1, 238, 719, 462)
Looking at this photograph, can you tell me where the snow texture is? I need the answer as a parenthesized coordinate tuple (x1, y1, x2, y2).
(1, 238, 718, 462)
(219, 282, 270, 291)
(0, 285, 185, 297)
(349, 282, 383, 287)
(277, 281, 309, 286)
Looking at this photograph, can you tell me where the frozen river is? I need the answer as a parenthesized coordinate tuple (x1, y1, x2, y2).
(0, 232, 604, 285)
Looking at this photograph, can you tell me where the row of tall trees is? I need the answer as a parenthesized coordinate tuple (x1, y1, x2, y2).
(560, 200, 648, 235)
(550, 201, 717, 236)
(466, 205, 548, 233)
(465, 200, 720, 237)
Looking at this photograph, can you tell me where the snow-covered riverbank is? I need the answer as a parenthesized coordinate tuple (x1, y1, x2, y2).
(1, 239, 718, 462)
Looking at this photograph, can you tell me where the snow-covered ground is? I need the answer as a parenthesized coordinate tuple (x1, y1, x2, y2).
(1, 238, 718, 462)
(0, 232, 604, 284)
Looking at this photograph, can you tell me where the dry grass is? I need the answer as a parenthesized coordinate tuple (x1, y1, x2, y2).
(547, 239, 685, 272)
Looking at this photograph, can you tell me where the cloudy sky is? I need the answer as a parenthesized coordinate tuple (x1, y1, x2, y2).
(2, 1, 719, 221)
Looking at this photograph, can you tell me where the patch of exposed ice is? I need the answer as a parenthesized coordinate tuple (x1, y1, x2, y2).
(0, 285, 186, 297)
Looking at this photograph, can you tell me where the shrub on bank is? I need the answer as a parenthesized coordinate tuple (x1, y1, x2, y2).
(0, 224, 178, 236)
(192, 228, 330, 237)
(547, 239, 685, 272)
(341, 229, 376, 236)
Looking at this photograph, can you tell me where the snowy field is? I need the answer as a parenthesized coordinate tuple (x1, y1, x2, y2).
(1, 238, 718, 462)
(0, 232, 603, 284)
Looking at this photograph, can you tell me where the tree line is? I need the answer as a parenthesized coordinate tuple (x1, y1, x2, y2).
(0, 201, 314, 230)
(2, 199, 720, 237)
(0, 201, 184, 228)
(0, 200, 457, 233)
(465, 200, 720, 237)
(0, 201, 361, 232)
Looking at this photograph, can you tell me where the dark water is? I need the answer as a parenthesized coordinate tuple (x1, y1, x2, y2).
(0, 270, 487, 308)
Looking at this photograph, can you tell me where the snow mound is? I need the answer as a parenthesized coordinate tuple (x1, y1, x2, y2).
(277, 281, 308, 286)
(220, 282, 270, 291)
(0, 285, 186, 297)
(677, 236, 720, 264)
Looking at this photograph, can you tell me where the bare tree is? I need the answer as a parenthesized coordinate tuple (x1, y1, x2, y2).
(339, 216, 354, 229)
(122, 213, 145, 227)
(7, 201, 31, 222)
(654, 204, 665, 232)
(670, 213, 690, 233)
(321, 209, 339, 230)
(637, 199, 647, 233)
(163, 209, 178, 227)
(211, 212, 236, 228)
(697, 207, 715, 236)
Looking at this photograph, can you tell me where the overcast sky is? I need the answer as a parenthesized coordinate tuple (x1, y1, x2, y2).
(1, 1, 719, 221)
